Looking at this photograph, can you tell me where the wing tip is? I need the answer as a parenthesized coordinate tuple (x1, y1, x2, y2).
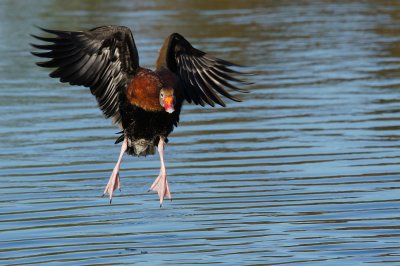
(34, 25, 71, 36)
(31, 51, 49, 58)
(30, 33, 41, 40)
(211, 95, 241, 107)
(30, 34, 58, 43)
(215, 100, 226, 107)
(35, 61, 49, 67)
(29, 43, 39, 49)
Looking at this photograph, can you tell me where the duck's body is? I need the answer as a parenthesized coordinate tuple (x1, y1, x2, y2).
(119, 68, 182, 156)
(32, 25, 250, 206)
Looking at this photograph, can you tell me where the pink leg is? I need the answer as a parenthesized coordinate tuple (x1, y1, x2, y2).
(149, 137, 171, 206)
(103, 137, 127, 203)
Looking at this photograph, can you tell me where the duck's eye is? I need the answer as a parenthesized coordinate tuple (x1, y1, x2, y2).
(160, 92, 164, 98)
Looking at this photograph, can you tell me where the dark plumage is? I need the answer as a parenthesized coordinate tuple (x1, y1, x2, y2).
(31, 25, 250, 205)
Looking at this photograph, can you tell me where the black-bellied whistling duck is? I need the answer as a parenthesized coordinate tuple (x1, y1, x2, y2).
(31, 25, 250, 206)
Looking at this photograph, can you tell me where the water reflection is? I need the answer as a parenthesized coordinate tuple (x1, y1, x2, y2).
(0, 0, 400, 265)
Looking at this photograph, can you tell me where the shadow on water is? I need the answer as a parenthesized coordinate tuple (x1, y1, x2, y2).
(0, 0, 400, 265)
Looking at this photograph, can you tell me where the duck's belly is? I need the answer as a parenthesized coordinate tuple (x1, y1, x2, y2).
(119, 104, 180, 156)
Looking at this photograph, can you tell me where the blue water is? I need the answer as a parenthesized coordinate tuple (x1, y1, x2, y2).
(1, 1, 400, 265)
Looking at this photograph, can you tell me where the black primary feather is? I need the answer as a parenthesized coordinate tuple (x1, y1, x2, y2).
(158, 33, 251, 107)
(31, 25, 140, 124)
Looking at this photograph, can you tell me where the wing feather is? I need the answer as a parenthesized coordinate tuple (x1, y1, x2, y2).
(157, 33, 250, 107)
(31, 25, 140, 124)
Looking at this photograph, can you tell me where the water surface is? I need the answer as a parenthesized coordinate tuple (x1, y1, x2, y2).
(1, 0, 400, 265)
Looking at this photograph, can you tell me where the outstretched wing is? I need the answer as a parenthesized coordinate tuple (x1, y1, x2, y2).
(156, 33, 250, 107)
(31, 25, 140, 124)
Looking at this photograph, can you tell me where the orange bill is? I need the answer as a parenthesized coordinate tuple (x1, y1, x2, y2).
(164, 95, 175, 113)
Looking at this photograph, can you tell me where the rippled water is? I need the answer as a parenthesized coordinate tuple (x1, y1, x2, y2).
(1, 0, 400, 265)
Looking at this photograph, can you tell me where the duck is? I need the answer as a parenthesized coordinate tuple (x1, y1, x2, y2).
(31, 25, 250, 206)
